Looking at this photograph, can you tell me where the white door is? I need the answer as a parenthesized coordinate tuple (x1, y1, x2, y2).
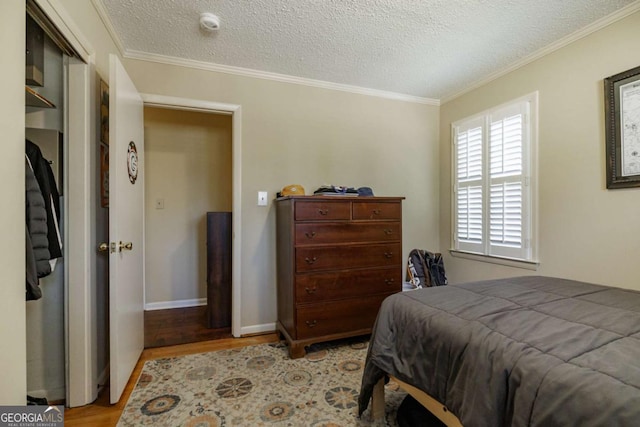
(108, 54, 145, 404)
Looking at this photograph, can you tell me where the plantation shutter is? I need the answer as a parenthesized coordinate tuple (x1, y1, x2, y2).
(454, 118, 484, 253)
(488, 103, 530, 259)
(452, 95, 534, 262)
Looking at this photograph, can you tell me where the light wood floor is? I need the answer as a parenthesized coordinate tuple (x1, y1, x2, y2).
(63, 333, 280, 427)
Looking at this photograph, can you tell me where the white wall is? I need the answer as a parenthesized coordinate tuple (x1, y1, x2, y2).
(144, 107, 232, 307)
(0, 0, 27, 404)
(439, 11, 640, 290)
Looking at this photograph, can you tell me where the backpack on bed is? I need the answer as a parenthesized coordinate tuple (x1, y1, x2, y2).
(406, 249, 448, 288)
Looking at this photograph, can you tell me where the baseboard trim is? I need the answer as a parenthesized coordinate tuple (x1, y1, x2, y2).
(240, 323, 276, 337)
(144, 298, 207, 311)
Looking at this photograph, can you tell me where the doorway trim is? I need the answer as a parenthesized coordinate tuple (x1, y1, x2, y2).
(141, 94, 242, 338)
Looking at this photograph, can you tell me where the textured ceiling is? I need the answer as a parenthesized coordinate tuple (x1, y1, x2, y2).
(98, 0, 637, 101)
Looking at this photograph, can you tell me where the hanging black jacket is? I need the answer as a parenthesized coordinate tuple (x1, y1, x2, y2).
(26, 139, 62, 259)
(26, 226, 42, 301)
(26, 156, 50, 287)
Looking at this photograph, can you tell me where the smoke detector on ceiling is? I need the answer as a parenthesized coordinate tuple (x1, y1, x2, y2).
(200, 13, 220, 32)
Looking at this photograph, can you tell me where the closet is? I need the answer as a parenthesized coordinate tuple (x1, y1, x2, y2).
(24, 3, 78, 404)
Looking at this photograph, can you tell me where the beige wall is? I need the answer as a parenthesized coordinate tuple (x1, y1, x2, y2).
(144, 107, 232, 305)
(0, 0, 27, 404)
(124, 59, 440, 328)
(439, 12, 640, 290)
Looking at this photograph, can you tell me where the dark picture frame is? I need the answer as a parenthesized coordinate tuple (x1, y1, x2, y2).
(604, 65, 640, 189)
(100, 143, 109, 208)
(100, 79, 109, 145)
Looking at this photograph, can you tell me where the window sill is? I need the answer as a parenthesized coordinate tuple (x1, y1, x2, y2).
(449, 250, 539, 271)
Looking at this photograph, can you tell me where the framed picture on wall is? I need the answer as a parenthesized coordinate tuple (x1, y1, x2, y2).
(604, 64, 640, 189)
(100, 143, 109, 208)
(100, 79, 109, 145)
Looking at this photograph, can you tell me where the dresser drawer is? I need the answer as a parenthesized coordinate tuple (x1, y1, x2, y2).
(352, 201, 401, 220)
(296, 243, 401, 272)
(295, 222, 400, 245)
(296, 293, 391, 339)
(295, 201, 351, 221)
(295, 267, 400, 303)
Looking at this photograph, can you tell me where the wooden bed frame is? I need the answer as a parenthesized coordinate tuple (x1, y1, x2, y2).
(372, 376, 463, 427)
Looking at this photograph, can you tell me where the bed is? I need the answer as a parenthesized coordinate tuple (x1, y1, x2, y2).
(358, 276, 640, 426)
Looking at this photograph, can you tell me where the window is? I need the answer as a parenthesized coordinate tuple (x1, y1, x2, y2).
(452, 93, 537, 263)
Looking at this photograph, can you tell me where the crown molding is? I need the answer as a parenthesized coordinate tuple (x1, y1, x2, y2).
(123, 49, 439, 105)
(441, 0, 640, 104)
(92, 0, 640, 106)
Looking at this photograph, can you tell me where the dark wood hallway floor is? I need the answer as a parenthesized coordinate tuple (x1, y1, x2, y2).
(144, 306, 232, 348)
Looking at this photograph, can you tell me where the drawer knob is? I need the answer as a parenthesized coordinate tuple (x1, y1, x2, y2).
(305, 320, 318, 328)
(305, 286, 317, 294)
(372, 209, 381, 215)
(384, 252, 393, 259)
(318, 208, 329, 215)
(385, 278, 395, 285)
(305, 231, 316, 239)
(305, 256, 318, 265)
(383, 228, 393, 235)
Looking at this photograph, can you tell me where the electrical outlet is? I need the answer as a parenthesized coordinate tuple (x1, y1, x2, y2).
(258, 191, 268, 206)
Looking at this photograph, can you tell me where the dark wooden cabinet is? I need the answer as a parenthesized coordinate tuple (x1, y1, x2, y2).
(206, 212, 232, 329)
(276, 196, 404, 358)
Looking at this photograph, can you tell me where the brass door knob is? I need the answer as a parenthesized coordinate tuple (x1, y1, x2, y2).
(119, 241, 133, 251)
(98, 242, 109, 252)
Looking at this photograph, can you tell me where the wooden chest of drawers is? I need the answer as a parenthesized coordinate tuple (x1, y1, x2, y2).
(275, 196, 404, 358)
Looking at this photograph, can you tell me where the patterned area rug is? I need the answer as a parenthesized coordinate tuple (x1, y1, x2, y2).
(118, 339, 406, 426)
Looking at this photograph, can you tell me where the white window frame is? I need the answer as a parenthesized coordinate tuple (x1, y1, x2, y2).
(451, 92, 539, 267)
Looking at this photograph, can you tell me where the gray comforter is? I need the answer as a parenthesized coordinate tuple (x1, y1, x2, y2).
(358, 276, 640, 426)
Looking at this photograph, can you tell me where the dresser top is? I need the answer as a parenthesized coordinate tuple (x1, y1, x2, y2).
(276, 195, 405, 202)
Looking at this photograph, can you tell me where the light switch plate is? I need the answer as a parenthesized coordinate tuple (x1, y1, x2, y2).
(155, 198, 165, 209)
(258, 191, 268, 206)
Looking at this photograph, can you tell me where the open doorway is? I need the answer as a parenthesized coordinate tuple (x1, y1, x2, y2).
(143, 107, 233, 347)
(140, 95, 243, 344)
(94, 88, 244, 404)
